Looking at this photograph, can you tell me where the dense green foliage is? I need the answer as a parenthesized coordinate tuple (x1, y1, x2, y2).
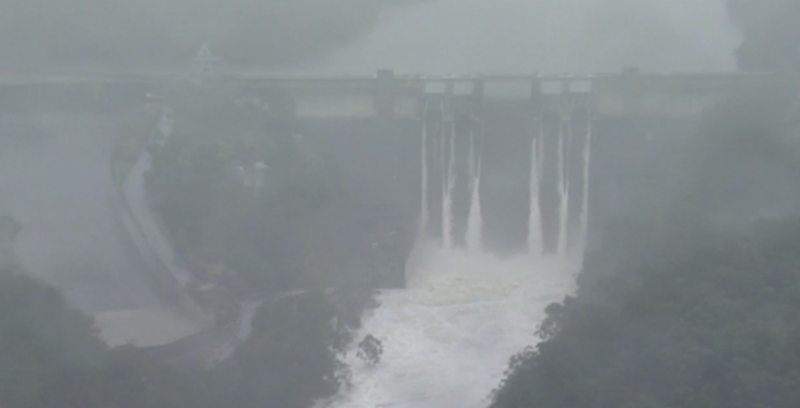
(0, 265, 149, 408)
(138, 87, 377, 404)
(727, 0, 800, 71)
(493, 220, 800, 408)
(145, 87, 341, 291)
(491, 84, 800, 408)
(0, 260, 353, 407)
(0, 84, 377, 407)
(196, 291, 353, 408)
(0, 0, 404, 68)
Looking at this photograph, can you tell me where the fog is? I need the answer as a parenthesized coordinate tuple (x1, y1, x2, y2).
(3, 1, 799, 408)
(0, 114, 202, 347)
(0, 116, 155, 313)
(299, 0, 740, 74)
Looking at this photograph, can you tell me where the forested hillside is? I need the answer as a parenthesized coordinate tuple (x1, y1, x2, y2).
(492, 213, 800, 408)
(490, 6, 800, 406)
(0, 87, 377, 408)
(0, 256, 358, 408)
(728, 0, 800, 71)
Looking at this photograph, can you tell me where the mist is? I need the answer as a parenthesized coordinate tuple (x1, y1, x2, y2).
(299, 0, 740, 74)
(3, 2, 800, 408)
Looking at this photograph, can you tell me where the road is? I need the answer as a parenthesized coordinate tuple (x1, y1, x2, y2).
(0, 113, 198, 346)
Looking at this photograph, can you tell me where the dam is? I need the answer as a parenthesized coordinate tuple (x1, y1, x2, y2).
(0, 69, 788, 289)
(232, 69, 786, 263)
(0, 68, 788, 378)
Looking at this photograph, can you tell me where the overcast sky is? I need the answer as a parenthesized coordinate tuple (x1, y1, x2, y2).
(299, 0, 741, 75)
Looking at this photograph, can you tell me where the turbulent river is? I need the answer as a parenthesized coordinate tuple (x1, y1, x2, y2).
(308, 1, 738, 407)
(323, 245, 578, 408)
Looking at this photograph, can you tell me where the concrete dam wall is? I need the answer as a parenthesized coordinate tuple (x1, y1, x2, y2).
(300, 100, 595, 271)
(299, 111, 715, 291)
(0, 71, 779, 291)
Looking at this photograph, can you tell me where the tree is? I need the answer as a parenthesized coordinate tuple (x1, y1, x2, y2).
(727, 0, 800, 71)
(145, 86, 341, 292)
(491, 86, 800, 408)
(198, 291, 352, 408)
(356, 334, 384, 365)
(0, 237, 358, 408)
(0, 265, 145, 408)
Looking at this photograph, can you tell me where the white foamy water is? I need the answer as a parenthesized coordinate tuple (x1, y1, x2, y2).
(557, 120, 570, 256)
(321, 244, 578, 408)
(576, 119, 593, 258)
(528, 128, 543, 255)
(442, 117, 456, 249)
(465, 130, 483, 252)
(323, 74, 591, 408)
(419, 109, 430, 235)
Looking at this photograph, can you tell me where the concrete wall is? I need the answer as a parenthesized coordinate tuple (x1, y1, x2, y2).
(0, 70, 787, 117)
(0, 75, 766, 286)
(415, 98, 593, 256)
(297, 94, 704, 262)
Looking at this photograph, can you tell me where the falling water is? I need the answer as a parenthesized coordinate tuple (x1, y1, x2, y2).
(419, 110, 429, 236)
(439, 108, 448, 246)
(465, 128, 483, 251)
(468, 128, 475, 183)
(556, 117, 570, 257)
(537, 117, 544, 178)
(319, 107, 593, 408)
(527, 118, 543, 255)
(577, 117, 592, 259)
(319, 247, 578, 408)
(441, 115, 456, 249)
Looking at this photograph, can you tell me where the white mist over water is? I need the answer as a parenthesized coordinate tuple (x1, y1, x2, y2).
(322, 245, 579, 408)
(319, 111, 592, 408)
(305, 1, 730, 406)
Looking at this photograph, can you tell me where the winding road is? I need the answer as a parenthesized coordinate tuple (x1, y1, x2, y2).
(0, 113, 199, 346)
